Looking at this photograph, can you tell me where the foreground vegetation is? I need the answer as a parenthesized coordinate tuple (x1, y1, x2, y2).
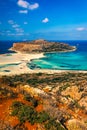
(11, 101, 65, 130)
(0, 72, 87, 130)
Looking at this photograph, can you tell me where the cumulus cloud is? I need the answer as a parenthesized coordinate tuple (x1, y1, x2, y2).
(17, 0, 29, 8)
(28, 3, 39, 10)
(76, 27, 86, 31)
(42, 18, 49, 23)
(19, 10, 28, 14)
(17, 0, 39, 10)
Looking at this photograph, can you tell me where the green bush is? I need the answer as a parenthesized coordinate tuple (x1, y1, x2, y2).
(12, 101, 23, 108)
(18, 105, 37, 124)
(37, 111, 50, 123)
(45, 119, 65, 130)
(11, 101, 49, 125)
(11, 101, 37, 124)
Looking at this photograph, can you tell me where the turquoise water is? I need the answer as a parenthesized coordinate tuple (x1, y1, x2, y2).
(30, 41, 87, 70)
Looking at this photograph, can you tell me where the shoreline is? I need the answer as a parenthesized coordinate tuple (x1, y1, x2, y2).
(0, 46, 87, 76)
(44, 46, 77, 54)
(0, 52, 45, 75)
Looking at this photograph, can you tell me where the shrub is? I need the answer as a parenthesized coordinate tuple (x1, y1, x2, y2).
(11, 101, 50, 125)
(37, 111, 50, 123)
(12, 101, 23, 108)
(24, 94, 38, 107)
(45, 119, 65, 130)
(11, 101, 37, 124)
(18, 105, 37, 124)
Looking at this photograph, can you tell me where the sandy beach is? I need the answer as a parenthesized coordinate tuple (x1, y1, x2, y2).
(0, 51, 87, 76)
(0, 52, 44, 75)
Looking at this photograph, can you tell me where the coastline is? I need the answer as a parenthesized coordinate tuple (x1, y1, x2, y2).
(0, 45, 87, 76)
(0, 52, 45, 75)
(44, 46, 76, 54)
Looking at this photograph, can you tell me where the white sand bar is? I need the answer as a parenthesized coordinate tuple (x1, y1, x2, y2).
(0, 52, 45, 75)
(0, 52, 87, 76)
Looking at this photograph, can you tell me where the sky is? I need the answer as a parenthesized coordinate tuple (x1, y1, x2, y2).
(0, 0, 87, 41)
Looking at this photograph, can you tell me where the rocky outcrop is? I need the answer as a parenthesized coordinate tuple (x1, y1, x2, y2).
(10, 39, 76, 53)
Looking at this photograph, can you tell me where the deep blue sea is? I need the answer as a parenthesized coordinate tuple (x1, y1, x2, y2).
(0, 41, 16, 54)
(0, 40, 87, 70)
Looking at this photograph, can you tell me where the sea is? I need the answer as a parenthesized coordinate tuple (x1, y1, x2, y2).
(0, 40, 87, 71)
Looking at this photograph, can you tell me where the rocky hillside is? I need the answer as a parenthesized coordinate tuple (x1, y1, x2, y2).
(10, 39, 76, 53)
(0, 72, 87, 130)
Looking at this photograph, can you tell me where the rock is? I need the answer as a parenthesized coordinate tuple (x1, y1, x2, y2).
(66, 119, 87, 130)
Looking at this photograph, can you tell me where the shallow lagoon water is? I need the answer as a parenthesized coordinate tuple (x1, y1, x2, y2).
(31, 41, 87, 70)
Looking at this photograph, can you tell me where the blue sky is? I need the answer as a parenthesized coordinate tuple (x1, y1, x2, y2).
(0, 0, 87, 40)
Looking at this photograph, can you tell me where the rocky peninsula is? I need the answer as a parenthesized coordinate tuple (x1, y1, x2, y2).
(10, 39, 76, 53)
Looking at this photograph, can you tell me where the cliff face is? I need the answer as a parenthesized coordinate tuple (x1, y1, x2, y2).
(11, 39, 76, 53)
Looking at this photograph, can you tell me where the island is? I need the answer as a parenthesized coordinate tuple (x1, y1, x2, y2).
(10, 39, 76, 53)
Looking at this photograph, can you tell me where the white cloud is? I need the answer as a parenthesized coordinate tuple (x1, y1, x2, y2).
(17, 0, 29, 8)
(42, 18, 49, 23)
(7, 33, 24, 36)
(24, 22, 28, 24)
(8, 20, 14, 24)
(19, 10, 28, 14)
(12, 24, 20, 28)
(76, 27, 86, 31)
(28, 3, 39, 10)
(15, 28, 24, 33)
(17, 0, 39, 10)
